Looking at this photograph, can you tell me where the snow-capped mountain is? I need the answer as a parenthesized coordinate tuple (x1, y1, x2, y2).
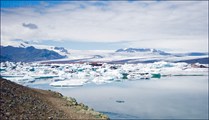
(0, 46, 66, 62)
(0, 41, 69, 62)
(1, 41, 70, 56)
(54, 47, 69, 55)
(116, 48, 171, 55)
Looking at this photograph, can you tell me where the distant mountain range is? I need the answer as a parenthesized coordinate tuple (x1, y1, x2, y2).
(115, 48, 171, 55)
(116, 48, 208, 57)
(0, 46, 66, 62)
(0, 42, 208, 63)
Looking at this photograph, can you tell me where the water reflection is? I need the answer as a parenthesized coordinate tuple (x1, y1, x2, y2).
(29, 76, 208, 119)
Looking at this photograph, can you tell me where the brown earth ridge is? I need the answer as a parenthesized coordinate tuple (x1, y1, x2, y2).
(0, 78, 109, 119)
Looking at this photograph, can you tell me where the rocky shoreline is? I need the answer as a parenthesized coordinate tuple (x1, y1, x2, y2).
(0, 78, 109, 119)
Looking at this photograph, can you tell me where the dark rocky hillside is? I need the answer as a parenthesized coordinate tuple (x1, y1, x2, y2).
(0, 46, 66, 62)
(0, 78, 109, 119)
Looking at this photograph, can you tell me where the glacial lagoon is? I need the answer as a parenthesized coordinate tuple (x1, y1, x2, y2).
(28, 76, 208, 119)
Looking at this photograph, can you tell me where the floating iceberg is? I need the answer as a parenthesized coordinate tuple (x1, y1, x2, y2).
(1, 74, 35, 83)
(33, 75, 59, 79)
(50, 79, 85, 87)
(92, 76, 114, 84)
(127, 72, 151, 80)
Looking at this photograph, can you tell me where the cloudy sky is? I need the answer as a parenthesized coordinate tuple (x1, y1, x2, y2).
(1, 1, 208, 52)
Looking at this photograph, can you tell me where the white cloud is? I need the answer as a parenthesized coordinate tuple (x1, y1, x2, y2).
(1, 1, 208, 52)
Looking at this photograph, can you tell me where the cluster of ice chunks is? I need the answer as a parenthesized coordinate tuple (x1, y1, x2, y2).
(0, 61, 208, 86)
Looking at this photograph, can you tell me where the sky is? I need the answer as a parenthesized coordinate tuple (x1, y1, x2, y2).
(0, 1, 208, 52)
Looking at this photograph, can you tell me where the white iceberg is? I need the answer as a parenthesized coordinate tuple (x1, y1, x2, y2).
(50, 79, 85, 87)
(92, 76, 114, 84)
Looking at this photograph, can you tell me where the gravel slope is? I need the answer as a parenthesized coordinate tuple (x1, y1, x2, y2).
(0, 78, 109, 119)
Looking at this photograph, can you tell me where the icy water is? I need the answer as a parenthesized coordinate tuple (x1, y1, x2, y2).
(28, 76, 208, 119)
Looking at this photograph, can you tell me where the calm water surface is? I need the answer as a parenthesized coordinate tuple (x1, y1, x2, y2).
(28, 76, 208, 119)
